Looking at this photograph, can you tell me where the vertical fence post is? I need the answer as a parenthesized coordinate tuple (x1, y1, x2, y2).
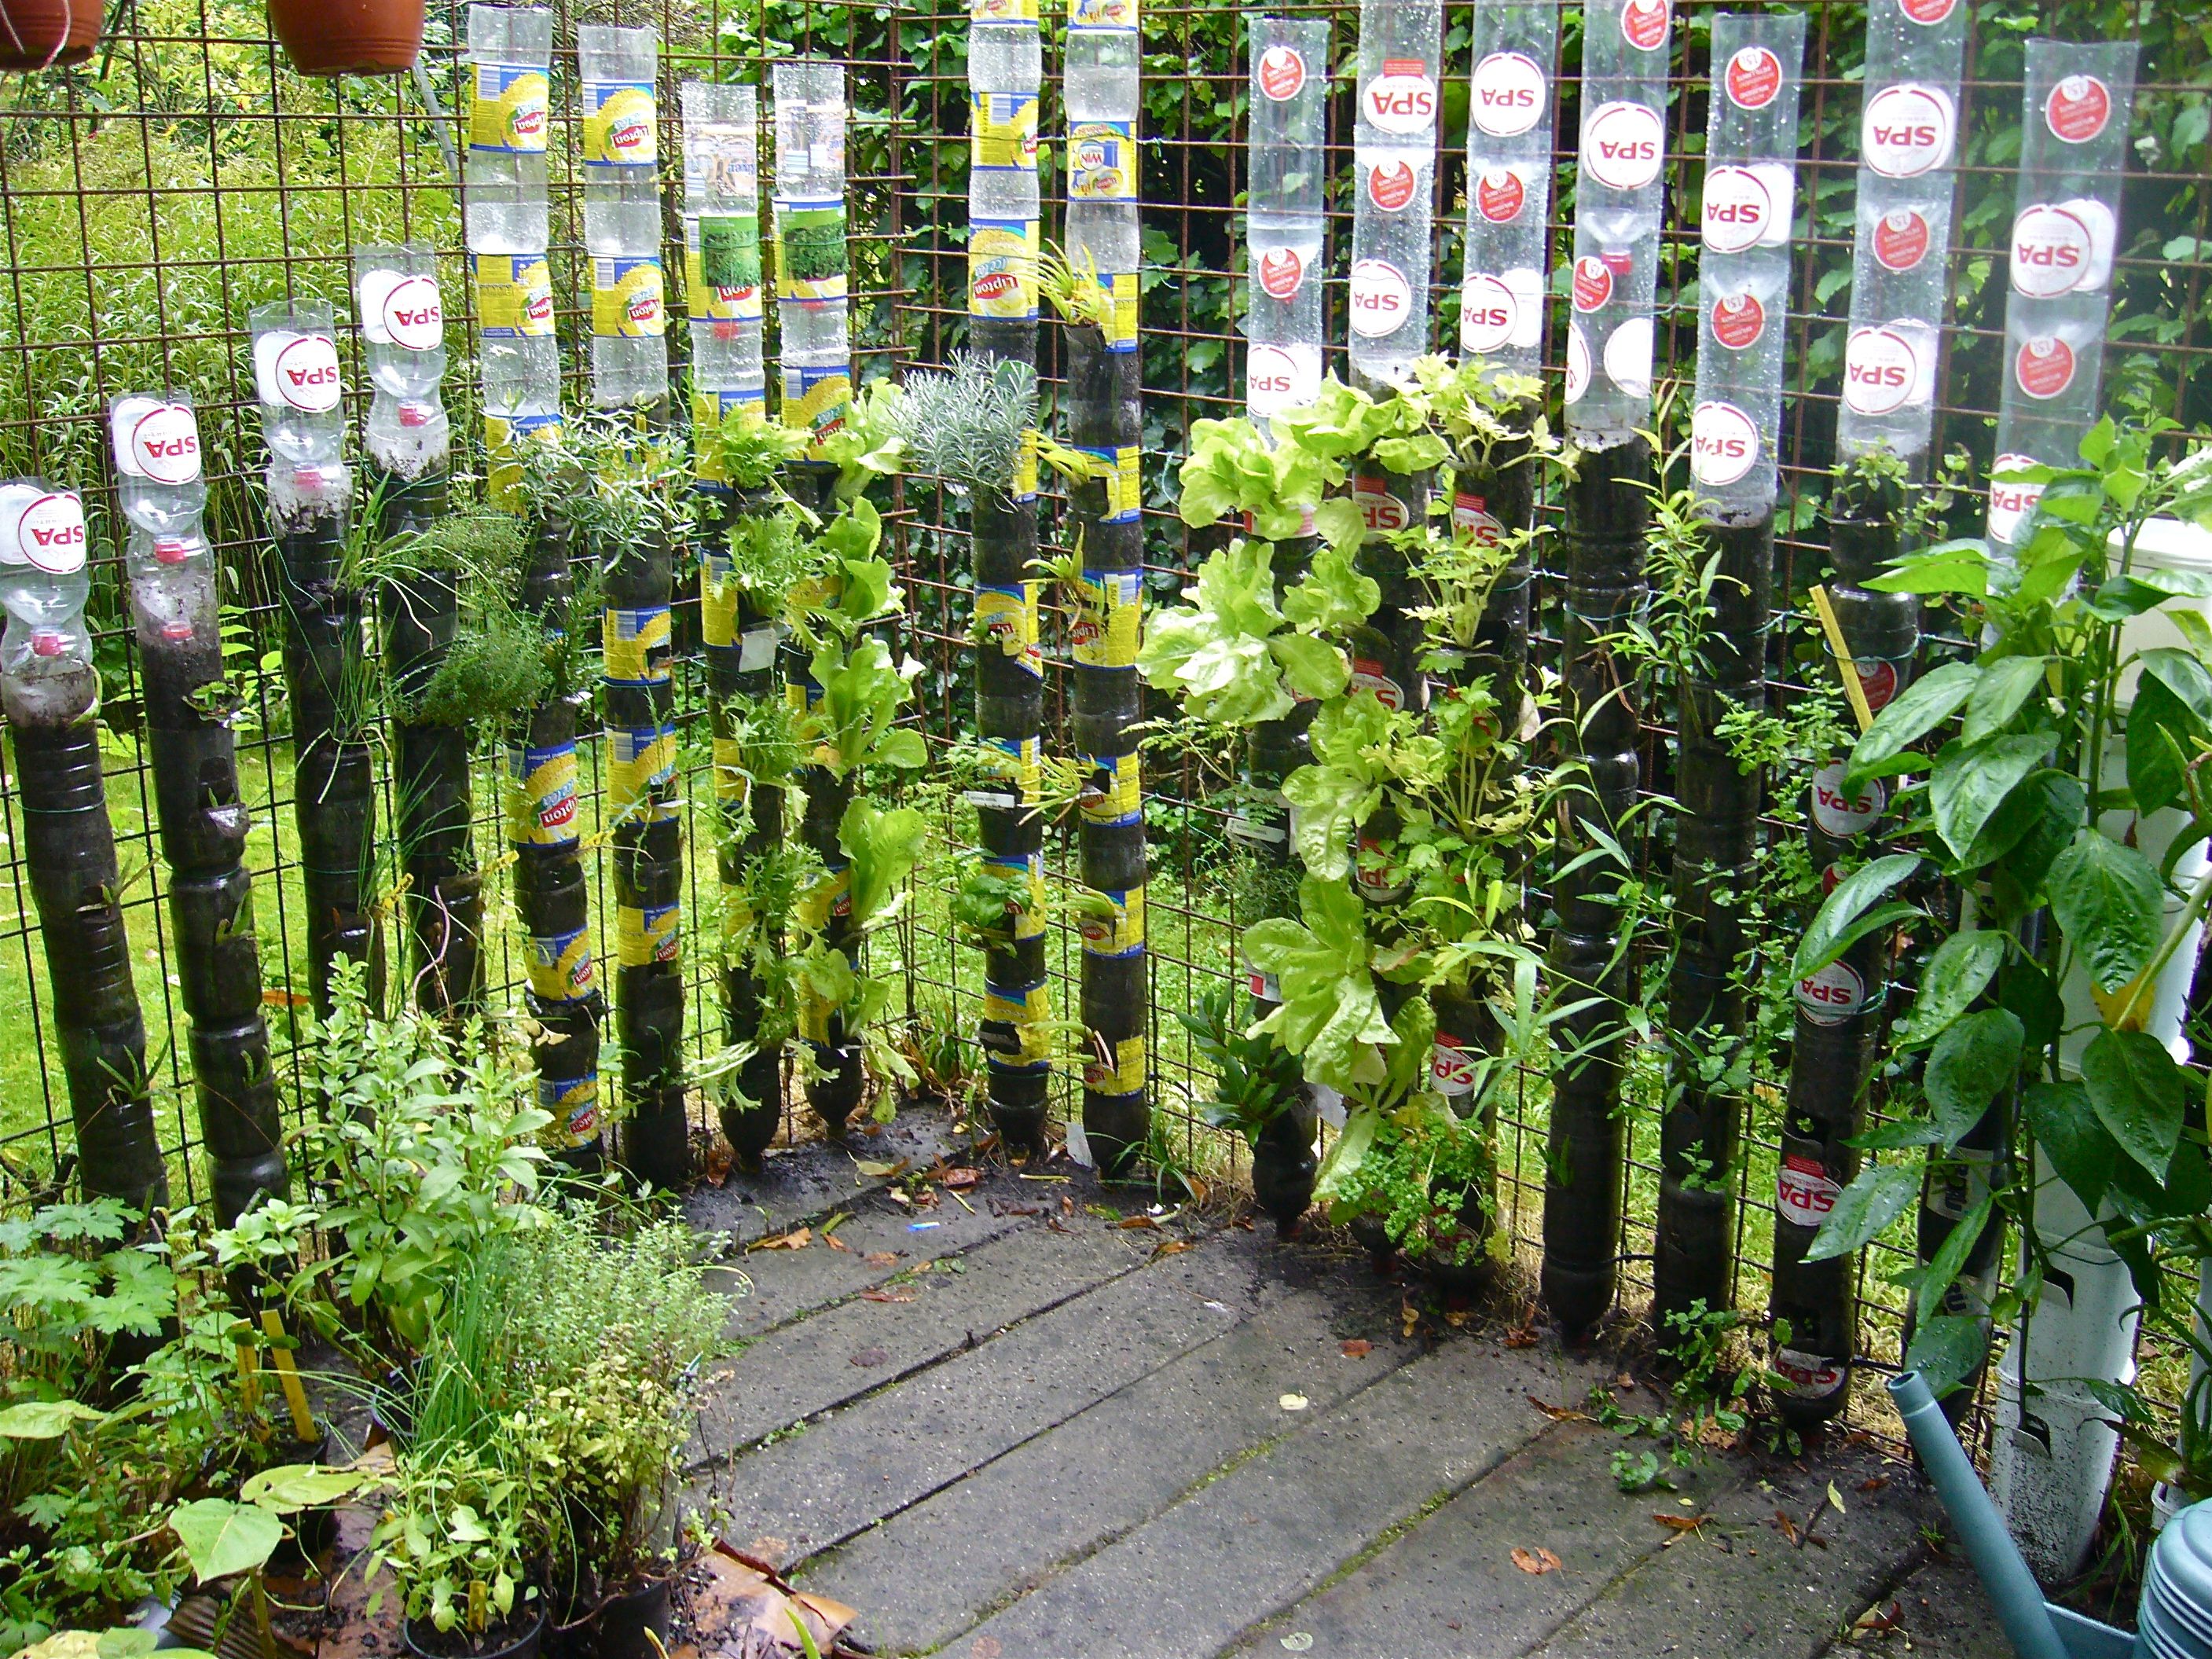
(1542, 0, 1670, 1338)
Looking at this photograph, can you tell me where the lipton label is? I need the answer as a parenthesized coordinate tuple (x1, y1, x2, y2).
(782, 362, 853, 454)
(691, 387, 769, 486)
(975, 582, 1044, 676)
(974, 0, 1039, 18)
(1080, 884, 1145, 956)
(774, 199, 849, 303)
(471, 62, 550, 155)
(1072, 568, 1142, 668)
(475, 254, 556, 337)
(686, 226, 762, 323)
(506, 740, 580, 847)
(970, 218, 1040, 321)
(591, 256, 666, 339)
(699, 212, 763, 295)
(1077, 443, 1142, 522)
(972, 91, 1041, 171)
(1071, 119, 1136, 200)
(526, 923, 597, 1002)
(544, 1074, 600, 1147)
(1069, 0, 1136, 30)
(607, 723, 677, 814)
(981, 980, 1054, 1063)
(1080, 751, 1143, 825)
(603, 605, 673, 687)
(617, 901, 682, 969)
(582, 79, 657, 168)
(1084, 1035, 1146, 1098)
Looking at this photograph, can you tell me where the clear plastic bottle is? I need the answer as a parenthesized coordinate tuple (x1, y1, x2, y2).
(772, 62, 851, 369)
(581, 25, 667, 409)
(1064, 9, 1138, 120)
(971, 18, 1041, 226)
(249, 299, 353, 530)
(1347, 0, 1442, 387)
(464, 4, 552, 255)
(0, 480, 96, 727)
(355, 241, 451, 481)
(476, 252, 562, 416)
(970, 11, 1043, 93)
(109, 393, 218, 668)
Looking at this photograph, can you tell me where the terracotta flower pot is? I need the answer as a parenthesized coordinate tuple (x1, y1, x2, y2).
(268, 0, 424, 77)
(0, 0, 100, 72)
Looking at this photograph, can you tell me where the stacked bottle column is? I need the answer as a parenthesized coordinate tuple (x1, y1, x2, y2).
(1770, 0, 1964, 1430)
(251, 299, 380, 1018)
(969, 2, 1051, 1153)
(1983, 40, 2147, 1582)
(1345, 0, 1441, 990)
(583, 24, 686, 1187)
(1655, 13, 1805, 1329)
(110, 395, 283, 1224)
(468, 3, 598, 1162)
(1239, 15, 1330, 1230)
(684, 80, 783, 1168)
(772, 61, 864, 1137)
(0, 483, 163, 1212)
(1063, 0, 1146, 1173)
(1542, 0, 1668, 1338)
(359, 242, 475, 1019)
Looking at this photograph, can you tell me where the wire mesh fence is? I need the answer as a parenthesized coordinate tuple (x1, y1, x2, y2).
(1, 0, 2209, 1440)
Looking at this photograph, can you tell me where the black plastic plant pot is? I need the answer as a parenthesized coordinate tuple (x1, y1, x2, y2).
(403, 1607, 545, 1659)
(582, 1574, 670, 1659)
(1348, 1211, 1396, 1273)
(717, 1028, 783, 1172)
(1250, 1099, 1319, 1235)
(189, 1019, 286, 1222)
(147, 724, 251, 872)
(987, 1062, 1050, 1156)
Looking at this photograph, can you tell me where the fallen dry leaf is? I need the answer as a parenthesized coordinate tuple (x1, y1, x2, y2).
(987, 1198, 1042, 1217)
(1279, 1393, 1309, 1411)
(854, 1158, 905, 1178)
(860, 1286, 916, 1304)
(753, 1227, 811, 1251)
(864, 1251, 900, 1268)
(1510, 1547, 1562, 1575)
(1851, 1601, 1902, 1637)
(1525, 1395, 1590, 1422)
(941, 1166, 981, 1189)
(1653, 1514, 1704, 1533)
(1150, 1239, 1193, 1260)
(1341, 1339, 1372, 1359)
(704, 1140, 735, 1187)
(824, 1232, 850, 1253)
(1774, 1509, 1800, 1545)
(1855, 1475, 1891, 1495)
(1116, 1213, 1160, 1230)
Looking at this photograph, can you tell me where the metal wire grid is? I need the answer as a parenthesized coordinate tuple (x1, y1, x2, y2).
(0, 1, 2207, 1426)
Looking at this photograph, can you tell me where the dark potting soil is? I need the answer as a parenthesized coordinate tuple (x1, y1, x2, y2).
(403, 1604, 543, 1659)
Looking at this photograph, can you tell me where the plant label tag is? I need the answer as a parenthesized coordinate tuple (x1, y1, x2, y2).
(113, 397, 202, 483)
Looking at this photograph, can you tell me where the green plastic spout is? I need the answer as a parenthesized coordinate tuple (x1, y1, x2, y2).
(1887, 1371, 2073, 1659)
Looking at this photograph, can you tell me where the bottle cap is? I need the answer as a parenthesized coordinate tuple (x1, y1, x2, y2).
(0, 485, 87, 574)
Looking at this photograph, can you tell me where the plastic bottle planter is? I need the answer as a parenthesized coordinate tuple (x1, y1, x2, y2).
(508, 510, 605, 1169)
(1245, 16, 1327, 430)
(1539, 0, 1669, 1337)
(0, 481, 164, 1212)
(1985, 41, 2138, 561)
(772, 61, 853, 467)
(1459, 0, 1557, 382)
(967, 0, 1051, 1153)
(251, 299, 382, 1016)
(581, 24, 668, 413)
(1653, 12, 1804, 1333)
(1347, 0, 1441, 392)
(1061, 0, 1147, 1173)
(358, 243, 476, 1020)
(603, 500, 688, 1189)
(464, 4, 552, 256)
(1978, 41, 2141, 1584)
(110, 395, 287, 1225)
(1541, 436, 1648, 1337)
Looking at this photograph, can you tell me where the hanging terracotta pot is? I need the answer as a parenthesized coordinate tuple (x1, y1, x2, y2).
(267, 0, 424, 77)
(0, 0, 100, 72)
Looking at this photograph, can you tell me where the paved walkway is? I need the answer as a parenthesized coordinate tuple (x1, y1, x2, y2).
(682, 1116, 2015, 1659)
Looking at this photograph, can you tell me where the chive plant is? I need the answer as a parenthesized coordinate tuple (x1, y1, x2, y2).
(358, 243, 478, 1019)
(1654, 14, 1804, 1329)
(960, 0, 1051, 1152)
(1541, 0, 1669, 1337)
(686, 80, 789, 1169)
(251, 298, 383, 1016)
(1058, 0, 1149, 1172)
(110, 395, 285, 1224)
(0, 482, 164, 1213)
(1238, 13, 1330, 1228)
(1766, 0, 1965, 1431)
